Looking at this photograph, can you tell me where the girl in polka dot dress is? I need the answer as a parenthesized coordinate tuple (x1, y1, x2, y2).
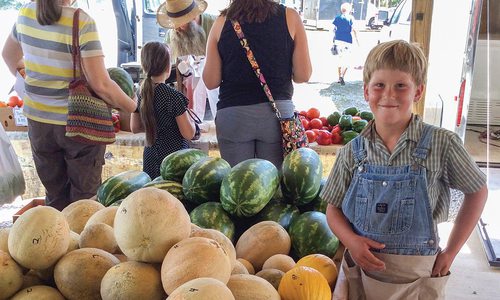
(131, 42, 195, 179)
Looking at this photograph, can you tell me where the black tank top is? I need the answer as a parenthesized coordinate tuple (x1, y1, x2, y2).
(217, 5, 294, 110)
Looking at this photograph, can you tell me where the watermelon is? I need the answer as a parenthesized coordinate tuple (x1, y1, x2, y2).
(107, 67, 134, 98)
(220, 159, 279, 218)
(97, 170, 151, 206)
(256, 199, 300, 230)
(189, 202, 235, 241)
(160, 149, 208, 182)
(288, 211, 339, 259)
(281, 148, 323, 206)
(300, 178, 328, 213)
(143, 179, 185, 201)
(182, 157, 231, 204)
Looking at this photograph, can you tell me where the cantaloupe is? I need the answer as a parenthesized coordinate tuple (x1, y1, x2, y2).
(235, 221, 291, 271)
(237, 258, 255, 275)
(167, 277, 235, 300)
(0, 250, 23, 300)
(161, 237, 232, 295)
(84, 206, 118, 229)
(114, 188, 191, 263)
(0, 227, 9, 253)
(231, 259, 250, 275)
(226, 274, 281, 300)
(61, 199, 104, 234)
(101, 261, 165, 300)
(8, 206, 70, 270)
(20, 270, 44, 289)
(79, 223, 118, 253)
(10, 285, 65, 300)
(262, 254, 296, 273)
(255, 268, 285, 290)
(190, 227, 236, 269)
(66, 231, 80, 253)
(54, 248, 120, 299)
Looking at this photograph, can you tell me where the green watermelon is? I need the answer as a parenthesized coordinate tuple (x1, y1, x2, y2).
(107, 67, 134, 98)
(220, 159, 279, 218)
(143, 179, 185, 201)
(288, 211, 339, 259)
(97, 170, 151, 206)
(182, 157, 231, 204)
(256, 199, 300, 230)
(281, 148, 323, 206)
(160, 149, 208, 182)
(189, 202, 235, 241)
(300, 178, 328, 213)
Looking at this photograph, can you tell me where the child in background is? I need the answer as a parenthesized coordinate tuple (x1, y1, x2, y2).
(321, 40, 488, 299)
(131, 42, 195, 179)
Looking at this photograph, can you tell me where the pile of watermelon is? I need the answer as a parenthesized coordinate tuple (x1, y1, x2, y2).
(96, 148, 340, 260)
(299, 106, 373, 146)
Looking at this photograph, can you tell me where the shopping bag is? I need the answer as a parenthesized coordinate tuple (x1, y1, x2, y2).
(0, 125, 25, 204)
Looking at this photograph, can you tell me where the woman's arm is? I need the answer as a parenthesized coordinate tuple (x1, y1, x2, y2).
(130, 111, 144, 133)
(176, 111, 195, 140)
(202, 15, 225, 90)
(81, 56, 137, 113)
(2, 35, 24, 76)
(286, 8, 312, 83)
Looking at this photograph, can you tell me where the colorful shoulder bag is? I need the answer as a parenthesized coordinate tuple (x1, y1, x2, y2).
(231, 20, 308, 157)
(65, 9, 116, 144)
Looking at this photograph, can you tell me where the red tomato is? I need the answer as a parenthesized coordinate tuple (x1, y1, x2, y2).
(301, 118, 310, 130)
(319, 116, 328, 126)
(316, 130, 332, 145)
(331, 124, 341, 135)
(305, 130, 317, 143)
(306, 107, 321, 120)
(8, 95, 20, 108)
(309, 118, 323, 130)
(331, 132, 343, 144)
(321, 126, 330, 131)
(17, 99, 23, 107)
(311, 128, 320, 136)
(299, 110, 308, 118)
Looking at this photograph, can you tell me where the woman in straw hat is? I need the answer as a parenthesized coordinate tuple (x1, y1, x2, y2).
(202, 0, 312, 169)
(157, 0, 216, 62)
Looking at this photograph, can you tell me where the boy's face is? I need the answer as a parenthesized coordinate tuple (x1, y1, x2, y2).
(364, 69, 424, 128)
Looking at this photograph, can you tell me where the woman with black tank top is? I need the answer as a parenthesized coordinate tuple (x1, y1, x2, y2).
(203, 0, 312, 169)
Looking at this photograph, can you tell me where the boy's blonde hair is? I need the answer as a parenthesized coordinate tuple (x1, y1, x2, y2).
(341, 3, 352, 14)
(363, 40, 428, 86)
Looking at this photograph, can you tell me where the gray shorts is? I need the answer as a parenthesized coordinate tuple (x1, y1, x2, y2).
(215, 100, 295, 169)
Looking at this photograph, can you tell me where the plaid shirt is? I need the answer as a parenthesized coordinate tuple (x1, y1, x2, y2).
(320, 114, 486, 223)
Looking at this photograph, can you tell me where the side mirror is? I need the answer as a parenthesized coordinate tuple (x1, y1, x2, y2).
(383, 19, 390, 26)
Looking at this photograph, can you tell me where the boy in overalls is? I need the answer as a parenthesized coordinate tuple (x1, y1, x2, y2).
(321, 40, 488, 299)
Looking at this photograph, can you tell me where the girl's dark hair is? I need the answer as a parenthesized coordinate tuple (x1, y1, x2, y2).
(36, 0, 63, 25)
(221, 0, 280, 23)
(140, 42, 171, 146)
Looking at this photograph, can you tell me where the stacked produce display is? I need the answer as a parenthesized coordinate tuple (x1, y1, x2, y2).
(0, 148, 342, 299)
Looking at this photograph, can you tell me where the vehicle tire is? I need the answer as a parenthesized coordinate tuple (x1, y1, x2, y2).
(368, 17, 376, 30)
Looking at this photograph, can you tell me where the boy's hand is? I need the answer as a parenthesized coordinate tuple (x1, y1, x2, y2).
(431, 248, 455, 277)
(346, 235, 386, 272)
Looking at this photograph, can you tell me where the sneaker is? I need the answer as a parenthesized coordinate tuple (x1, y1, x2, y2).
(338, 77, 345, 85)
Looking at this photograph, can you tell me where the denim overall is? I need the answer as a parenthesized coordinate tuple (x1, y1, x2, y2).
(335, 125, 449, 300)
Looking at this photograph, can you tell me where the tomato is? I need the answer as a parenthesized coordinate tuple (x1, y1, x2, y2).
(319, 116, 328, 126)
(309, 118, 323, 130)
(301, 118, 310, 130)
(331, 132, 343, 144)
(299, 110, 308, 118)
(306, 107, 321, 120)
(311, 128, 320, 136)
(17, 99, 23, 107)
(305, 130, 317, 143)
(8, 95, 20, 108)
(331, 124, 341, 135)
(316, 130, 332, 145)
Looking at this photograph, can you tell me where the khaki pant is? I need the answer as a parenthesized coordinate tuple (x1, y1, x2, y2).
(333, 250, 449, 300)
(28, 119, 105, 210)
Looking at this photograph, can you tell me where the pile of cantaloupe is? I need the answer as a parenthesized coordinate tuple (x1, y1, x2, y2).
(0, 187, 338, 299)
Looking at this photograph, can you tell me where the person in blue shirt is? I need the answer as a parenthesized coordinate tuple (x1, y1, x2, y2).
(332, 2, 358, 85)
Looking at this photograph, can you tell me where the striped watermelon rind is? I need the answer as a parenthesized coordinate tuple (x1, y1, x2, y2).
(256, 199, 300, 230)
(182, 157, 231, 204)
(299, 178, 328, 213)
(97, 170, 151, 206)
(281, 148, 323, 206)
(220, 158, 279, 218)
(160, 149, 208, 182)
(189, 202, 236, 241)
(288, 211, 339, 259)
(143, 179, 185, 201)
(107, 67, 134, 98)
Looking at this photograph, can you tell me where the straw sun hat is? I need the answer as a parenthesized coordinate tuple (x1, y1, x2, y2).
(157, 0, 208, 29)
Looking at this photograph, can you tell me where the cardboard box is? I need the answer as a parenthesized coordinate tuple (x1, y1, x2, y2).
(0, 107, 28, 131)
(12, 198, 45, 223)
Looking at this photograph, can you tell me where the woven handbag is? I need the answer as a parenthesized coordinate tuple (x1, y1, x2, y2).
(231, 20, 308, 157)
(65, 9, 115, 145)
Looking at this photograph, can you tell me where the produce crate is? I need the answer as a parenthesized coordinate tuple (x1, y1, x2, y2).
(12, 198, 45, 223)
(0, 107, 28, 131)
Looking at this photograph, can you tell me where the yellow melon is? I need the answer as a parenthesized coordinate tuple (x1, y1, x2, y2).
(296, 253, 338, 287)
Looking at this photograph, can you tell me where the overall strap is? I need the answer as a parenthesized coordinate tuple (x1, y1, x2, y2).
(230, 20, 282, 119)
(412, 123, 434, 163)
(72, 9, 81, 81)
(352, 136, 367, 166)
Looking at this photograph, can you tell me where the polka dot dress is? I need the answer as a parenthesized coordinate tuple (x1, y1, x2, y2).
(137, 83, 189, 179)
